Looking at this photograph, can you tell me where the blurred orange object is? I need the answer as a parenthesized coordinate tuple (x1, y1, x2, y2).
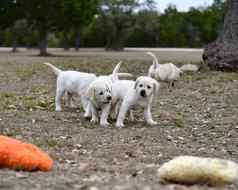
(0, 135, 53, 171)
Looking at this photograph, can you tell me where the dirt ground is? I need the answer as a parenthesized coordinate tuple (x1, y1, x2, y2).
(0, 48, 238, 190)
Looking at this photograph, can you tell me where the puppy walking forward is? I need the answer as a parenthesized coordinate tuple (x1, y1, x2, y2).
(43, 62, 131, 115)
(112, 76, 160, 128)
(84, 62, 132, 127)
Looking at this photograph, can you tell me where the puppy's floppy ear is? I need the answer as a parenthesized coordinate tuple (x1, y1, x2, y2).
(152, 79, 160, 95)
(86, 86, 96, 101)
(106, 83, 112, 93)
(134, 78, 139, 89)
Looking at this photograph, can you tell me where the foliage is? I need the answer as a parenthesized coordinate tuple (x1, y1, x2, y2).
(0, 0, 226, 49)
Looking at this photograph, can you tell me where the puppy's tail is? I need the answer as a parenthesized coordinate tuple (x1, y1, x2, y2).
(112, 61, 122, 76)
(110, 61, 133, 81)
(146, 52, 159, 69)
(43, 62, 62, 76)
(117, 73, 133, 78)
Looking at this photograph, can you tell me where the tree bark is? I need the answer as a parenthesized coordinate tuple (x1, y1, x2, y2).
(75, 30, 80, 51)
(12, 38, 18, 53)
(203, 0, 238, 71)
(39, 28, 49, 56)
(63, 31, 70, 51)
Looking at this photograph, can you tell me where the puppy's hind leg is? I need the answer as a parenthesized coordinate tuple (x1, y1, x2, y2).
(111, 101, 120, 120)
(55, 88, 64, 111)
(65, 92, 75, 108)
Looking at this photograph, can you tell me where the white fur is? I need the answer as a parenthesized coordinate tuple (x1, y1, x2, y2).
(146, 52, 182, 88)
(114, 76, 160, 128)
(43, 62, 96, 112)
(158, 156, 238, 186)
(111, 80, 135, 120)
(83, 62, 133, 127)
(84, 77, 113, 127)
(43, 62, 132, 113)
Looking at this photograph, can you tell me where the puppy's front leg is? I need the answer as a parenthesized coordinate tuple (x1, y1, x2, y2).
(116, 101, 130, 128)
(100, 104, 111, 127)
(81, 96, 89, 113)
(84, 102, 91, 119)
(89, 103, 98, 123)
(144, 105, 158, 126)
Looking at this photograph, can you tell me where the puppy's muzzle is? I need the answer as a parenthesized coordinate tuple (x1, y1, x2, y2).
(107, 96, 112, 101)
(140, 90, 146, 97)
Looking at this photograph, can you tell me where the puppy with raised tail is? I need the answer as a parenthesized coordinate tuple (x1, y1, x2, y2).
(84, 62, 133, 127)
(146, 52, 182, 88)
(43, 62, 131, 113)
(43, 62, 96, 112)
(113, 76, 160, 128)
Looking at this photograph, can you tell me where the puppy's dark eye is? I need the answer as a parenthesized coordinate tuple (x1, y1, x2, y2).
(147, 85, 151, 89)
(99, 92, 103, 95)
(139, 84, 143, 87)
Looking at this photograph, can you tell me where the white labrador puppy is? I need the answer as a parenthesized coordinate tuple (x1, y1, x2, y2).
(146, 52, 182, 88)
(43, 62, 131, 113)
(82, 62, 133, 127)
(43, 62, 96, 112)
(84, 77, 113, 127)
(113, 76, 160, 128)
(110, 80, 134, 120)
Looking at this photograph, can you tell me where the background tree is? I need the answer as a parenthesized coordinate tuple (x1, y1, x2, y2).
(159, 5, 184, 47)
(98, 0, 155, 50)
(16, 0, 98, 55)
(126, 10, 160, 47)
(0, 0, 20, 49)
(99, 0, 137, 50)
(10, 19, 30, 52)
(17, 0, 63, 55)
(203, 0, 238, 71)
(72, 0, 98, 51)
(0, 0, 226, 50)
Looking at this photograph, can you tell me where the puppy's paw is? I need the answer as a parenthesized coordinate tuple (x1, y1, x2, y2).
(90, 118, 98, 124)
(55, 107, 62, 112)
(100, 121, 110, 127)
(83, 113, 91, 120)
(115, 122, 125, 128)
(148, 120, 158, 126)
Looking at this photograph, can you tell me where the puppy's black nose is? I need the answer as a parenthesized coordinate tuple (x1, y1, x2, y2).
(140, 90, 146, 97)
(107, 96, 112, 101)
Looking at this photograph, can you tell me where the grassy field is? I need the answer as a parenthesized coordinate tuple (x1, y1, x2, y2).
(0, 49, 237, 190)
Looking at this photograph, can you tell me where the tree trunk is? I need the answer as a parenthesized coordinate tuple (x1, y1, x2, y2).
(12, 38, 18, 53)
(39, 28, 49, 56)
(63, 31, 70, 51)
(75, 31, 80, 51)
(203, 0, 238, 71)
